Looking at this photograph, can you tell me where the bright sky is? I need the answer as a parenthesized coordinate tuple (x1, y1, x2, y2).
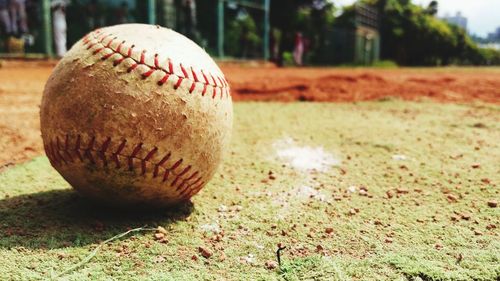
(331, 0, 500, 37)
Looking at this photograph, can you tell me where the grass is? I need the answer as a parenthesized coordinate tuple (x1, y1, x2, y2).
(0, 101, 499, 280)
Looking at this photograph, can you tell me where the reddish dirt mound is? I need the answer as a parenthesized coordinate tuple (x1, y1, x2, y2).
(0, 61, 499, 167)
(225, 66, 500, 103)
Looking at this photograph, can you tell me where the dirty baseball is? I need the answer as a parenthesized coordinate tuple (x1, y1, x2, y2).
(40, 24, 233, 207)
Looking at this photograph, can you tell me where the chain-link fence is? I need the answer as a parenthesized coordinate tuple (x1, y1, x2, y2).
(0, 0, 270, 60)
(0, 0, 154, 57)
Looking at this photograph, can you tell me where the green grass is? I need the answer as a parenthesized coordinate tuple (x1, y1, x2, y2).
(0, 101, 499, 280)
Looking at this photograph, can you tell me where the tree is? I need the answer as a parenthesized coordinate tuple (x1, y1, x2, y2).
(270, 0, 336, 64)
(363, 0, 492, 65)
(425, 1, 438, 16)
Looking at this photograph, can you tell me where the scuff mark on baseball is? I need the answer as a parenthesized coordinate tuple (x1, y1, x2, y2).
(40, 24, 233, 207)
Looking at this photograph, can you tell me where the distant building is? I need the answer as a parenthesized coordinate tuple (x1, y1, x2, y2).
(487, 27, 500, 42)
(442, 12, 468, 31)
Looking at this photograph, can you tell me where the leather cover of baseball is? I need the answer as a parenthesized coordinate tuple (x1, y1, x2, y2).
(40, 24, 233, 207)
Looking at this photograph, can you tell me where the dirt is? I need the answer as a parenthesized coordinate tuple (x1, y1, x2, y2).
(227, 65, 500, 103)
(0, 61, 56, 170)
(0, 60, 498, 167)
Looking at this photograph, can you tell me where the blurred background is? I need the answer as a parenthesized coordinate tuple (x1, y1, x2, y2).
(0, 0, 499, 66)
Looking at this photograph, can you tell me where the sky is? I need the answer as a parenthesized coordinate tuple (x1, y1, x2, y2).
(331, 0, 500, 37)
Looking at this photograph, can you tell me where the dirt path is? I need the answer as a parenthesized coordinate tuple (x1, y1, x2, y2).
(0, 61, 498, 167)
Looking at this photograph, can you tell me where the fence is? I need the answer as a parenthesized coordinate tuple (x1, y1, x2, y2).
(0, 0, 270, 60)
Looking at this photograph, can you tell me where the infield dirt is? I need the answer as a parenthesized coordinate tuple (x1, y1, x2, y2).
(0, 61, 499, 168)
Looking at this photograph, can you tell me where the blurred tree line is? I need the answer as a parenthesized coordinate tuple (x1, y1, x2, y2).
(196, 0, 336, 62)
(366, 0, 500, 65)
(195, 0, 498, 65)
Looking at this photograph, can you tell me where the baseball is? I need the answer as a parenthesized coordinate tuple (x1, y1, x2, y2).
(40, 24, 233, 207)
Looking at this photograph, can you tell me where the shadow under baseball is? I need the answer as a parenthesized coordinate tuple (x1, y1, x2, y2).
(0, 188, 194, 249)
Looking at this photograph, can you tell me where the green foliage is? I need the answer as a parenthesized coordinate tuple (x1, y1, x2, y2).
(372, 60, 399, 67)
(282, 51, 295, 66)
(366, 0, 499, 66)
(271, 0, 337, 64)
(225, 13, 262, 58)
(195, 0, 500, 65)
(425, 0, 438, 16)
(473, 48, 500, 65)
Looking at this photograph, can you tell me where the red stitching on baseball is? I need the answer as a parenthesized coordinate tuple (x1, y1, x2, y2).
(99, 137, 112, 166)
(98, 33, 111, 42)
(154, 54, 160, 68)
(168, 59, 174, 74)
(54, 141, 62, 164)
(127, 63, 138, 73)
(142, 68, 155, 79)
(56, 136, 62, 150)
(92, 47, 104, 55)
(75, 135, 83, 161)
(127, 44, 135, 57)
(178, 176, 201, 196)
(82, 30, 230, 99)
(116, 40, 125, 53)
(128, 142, 143, 171)
(49, 141, 58, 164)
(113, 139, 127, 168)
(217, 76, 224, 88)
(210, 74, 218, 87)
(113, 57, 125, 66)
(170, 159, 183, 171)
(101, 52, 114, 61)
(187, 181, 205, 198)
(191, 67, 199, 82)
(180, 64, 189, 78)
(162, 169, 170, 182)
(56, 137, 67, 164)
(158, 74, 170, 86)
(174, 77, 183, 89)
(201, 84, 207, 96)
(63, 135, 74, 162)
(154, 152, 171, 178)
(86, 43, 96, 50)
(85, 136, 96, 164)
(176, 171, 201, 194)
(157, 153, 171, 166)
(46, 135, 202, 195)
(187, 176, 202, 189)
(186, 171, 199, 182)
(142, 146, 158, 175)
(181, 179, 204, 199)
(201, 70, 210, 85)
(176, 181, 188, 193)
(56, 137, 66, 163)
(106, 37, 116, 48)
(189, 82, 196, 93)
(171, 165, 191, 187)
